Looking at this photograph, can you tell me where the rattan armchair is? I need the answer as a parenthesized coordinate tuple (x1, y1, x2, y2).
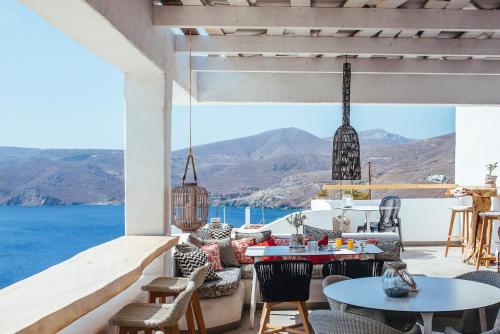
(309, 310, 421, 334)
(322, 259, 384, 278)
(432, 271, 500, 333)
(322, 275, 386, 323)
(109, 264, 210, 334)
(255, 260, 313, 334)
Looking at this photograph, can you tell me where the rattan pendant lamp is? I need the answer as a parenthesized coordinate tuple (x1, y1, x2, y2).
(332, 58, 361, 180)
(171, 31, 209, 232)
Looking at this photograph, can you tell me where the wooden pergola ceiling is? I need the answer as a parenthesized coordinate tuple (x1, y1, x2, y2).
(156, 0, 500, 104)
(154, 0, 500, 74)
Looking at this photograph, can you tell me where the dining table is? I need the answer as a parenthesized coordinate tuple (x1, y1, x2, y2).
(335, 205, 380, 232)
(449, 186, 498, 265)
(244, 244, 383, 328)
(323, 276, 500, 334)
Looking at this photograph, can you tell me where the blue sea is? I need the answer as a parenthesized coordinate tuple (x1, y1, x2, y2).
(0, 205, 293, 289)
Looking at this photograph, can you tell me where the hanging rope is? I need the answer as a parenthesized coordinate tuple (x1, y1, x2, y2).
(342, 58, 351, 127)
(182, 30, 198, 184)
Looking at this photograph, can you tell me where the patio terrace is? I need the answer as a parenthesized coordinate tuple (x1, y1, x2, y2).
(6, 0, 500, 333)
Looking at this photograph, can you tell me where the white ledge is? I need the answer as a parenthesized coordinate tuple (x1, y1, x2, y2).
(0, 235, 179, 334)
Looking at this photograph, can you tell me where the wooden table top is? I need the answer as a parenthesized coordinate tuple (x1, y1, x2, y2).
(0, 235, 179, 334)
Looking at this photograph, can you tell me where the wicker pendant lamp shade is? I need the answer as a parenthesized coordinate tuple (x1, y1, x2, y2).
(332, 62, 361, 180)
(171, 31, 209, 233)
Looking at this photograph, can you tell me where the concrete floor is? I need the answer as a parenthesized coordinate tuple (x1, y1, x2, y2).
(223, 246, 498, 334)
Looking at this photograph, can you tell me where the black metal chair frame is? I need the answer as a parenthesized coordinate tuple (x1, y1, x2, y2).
(321, 259, 385, 279)
(254, 260, 314, 334)
(357, 195, 404, 251)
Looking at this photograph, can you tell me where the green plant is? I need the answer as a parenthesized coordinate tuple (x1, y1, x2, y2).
(286, 211, 307, 235)
(344, 189, 370, 200)
(315, 189, 329, 198)
(486, 162, 498, 176)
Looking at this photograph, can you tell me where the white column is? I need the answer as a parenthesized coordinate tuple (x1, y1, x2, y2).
(124, 73, 172, 236)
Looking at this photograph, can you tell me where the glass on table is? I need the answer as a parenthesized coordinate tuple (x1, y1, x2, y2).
(347, 239, 355, 250)
(335, 238, 343, 249)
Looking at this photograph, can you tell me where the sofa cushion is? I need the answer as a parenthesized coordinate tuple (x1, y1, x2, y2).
(202, 237, 240, 267)
(201, 244, 223, 271)
(199, 267, 241, 299)
(235, 230, 272, 244)
(304, 225, 341, 241)
(174, 248, 220, 282)
(232, 237, 255, 264)
(190, 225, 233, 246)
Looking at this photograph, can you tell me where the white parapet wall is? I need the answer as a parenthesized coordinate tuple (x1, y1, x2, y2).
(254, 198, 470, 243)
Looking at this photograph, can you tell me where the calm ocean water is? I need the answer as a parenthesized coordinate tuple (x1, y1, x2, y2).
(0, 205, 293, 289)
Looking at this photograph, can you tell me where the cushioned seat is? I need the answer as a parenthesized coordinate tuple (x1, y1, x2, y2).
(479, 211, 500, 218)
(449, 206, 472, 212)
(199, 267, 241, 299)
(109, 303, 175, 328)
(141, 276, 189, 294)
(240, 264, 324, 280)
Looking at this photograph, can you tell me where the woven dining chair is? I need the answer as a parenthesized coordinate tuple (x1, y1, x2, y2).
(322, 259, 385, 279)
(445, 326, 500, 334)
(109, 264, 209, 334)
(322, 275, 386, 323)
(255, 260, 313, 334)
(432, 271, 500, 333)
(309, 310, 421, 334)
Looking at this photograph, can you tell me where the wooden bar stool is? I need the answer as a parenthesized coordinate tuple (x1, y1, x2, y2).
(476, 211, 499, 271)
(255, 260, 313, 334)
(142, 276, 206, 334)
(109, 265, 209, 334)
(445, 206, 472, 257)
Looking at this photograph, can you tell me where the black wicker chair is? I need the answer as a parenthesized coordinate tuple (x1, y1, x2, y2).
(322, 259, 384, 279)
(357, 196, 404, 251)
(254, 260, 313, 334)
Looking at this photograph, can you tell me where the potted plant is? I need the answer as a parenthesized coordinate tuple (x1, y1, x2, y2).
(485, 162, 498, 187)
(286, 211, 307, 249)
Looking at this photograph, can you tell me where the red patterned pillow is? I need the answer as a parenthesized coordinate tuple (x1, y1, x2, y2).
(271, 236, 290, 246)
(231, 237, 255, 264)
(201, 244, 223, 271)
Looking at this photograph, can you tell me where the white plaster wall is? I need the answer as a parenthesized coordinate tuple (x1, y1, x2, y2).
(455, 106, 500, 252)
(259, 198, 468, 242)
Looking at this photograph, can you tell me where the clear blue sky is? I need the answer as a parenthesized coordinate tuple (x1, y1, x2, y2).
(1, 0, 455, 151)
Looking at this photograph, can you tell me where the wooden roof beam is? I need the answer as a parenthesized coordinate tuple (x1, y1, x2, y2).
(175, 35, 500, 58)
(154, 6, 500, 33)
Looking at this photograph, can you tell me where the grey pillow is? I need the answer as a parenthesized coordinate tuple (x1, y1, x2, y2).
(234, 230, 272, 244)
(303, 225, 341, 241)
(190, 225, 233, 246)
(203, 237, 240, 267)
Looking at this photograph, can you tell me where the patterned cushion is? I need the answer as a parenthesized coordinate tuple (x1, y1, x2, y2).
(271, 236, 290, 246)
(199, 267, 241, 299)
(231, 237, 255, 264)
(203, 237, 240, 267)
(234, 230, 272, 244)
(174, 248, 220, 282)
(304, 224, 341, 241)
(201, 244, 223, 271)
(211, 224, 232, 239)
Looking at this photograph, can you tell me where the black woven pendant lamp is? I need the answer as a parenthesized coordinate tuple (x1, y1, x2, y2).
(171, 30, 209, 232)
(332, 59, 361, 180)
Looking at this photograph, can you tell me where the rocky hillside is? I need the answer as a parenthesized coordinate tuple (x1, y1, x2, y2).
(0, 147, 123, 205)
(172, 128, 455, 208)
(0, 128, 454, 207)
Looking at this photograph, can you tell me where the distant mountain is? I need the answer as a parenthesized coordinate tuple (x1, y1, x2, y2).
(0, 147, 123, 206)
(0, 128, 454, 207)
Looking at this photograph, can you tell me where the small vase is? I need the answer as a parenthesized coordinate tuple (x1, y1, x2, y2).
(485, 175, 497, 188)
(382, 263, 416, 298)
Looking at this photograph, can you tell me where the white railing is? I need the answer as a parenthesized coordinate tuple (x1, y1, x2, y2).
(250, 198, 474, 242)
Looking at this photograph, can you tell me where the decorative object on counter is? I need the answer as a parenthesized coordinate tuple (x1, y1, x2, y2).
(332, 215, 351, 234)
(341, 194, 353, 208)
(287, 211, 307, 249)
(171, 31, 209, 233)
(485, 162, 498, 187)
(332, 59, 361, 181)
(382, 262, 416, 298)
